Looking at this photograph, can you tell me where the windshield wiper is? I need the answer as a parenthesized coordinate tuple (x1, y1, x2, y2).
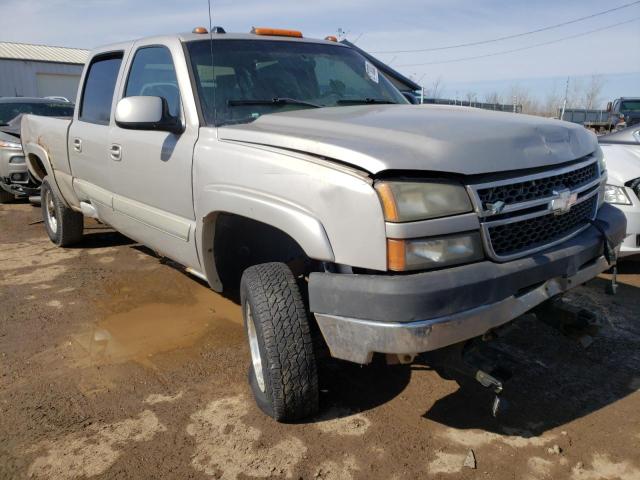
(228, 98, 321, 108)
(337, 98, 396, 105)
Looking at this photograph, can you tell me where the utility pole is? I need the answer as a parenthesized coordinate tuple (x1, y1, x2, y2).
(560, 76, 570, 120)
(420, 86, 424, 104)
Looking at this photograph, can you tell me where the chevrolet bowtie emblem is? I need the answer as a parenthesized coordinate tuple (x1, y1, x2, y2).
(550, 188, 578, 215)
(486, 200, 506, 215)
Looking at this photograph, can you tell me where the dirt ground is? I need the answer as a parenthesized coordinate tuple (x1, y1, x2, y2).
(1, 201, 639, 480)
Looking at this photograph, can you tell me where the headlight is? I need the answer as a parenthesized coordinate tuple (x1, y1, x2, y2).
(375, 180, 472, 222)
(387, 232, 483, 271)
(0, 139, 22, 150)
(604, 184, 632, 205)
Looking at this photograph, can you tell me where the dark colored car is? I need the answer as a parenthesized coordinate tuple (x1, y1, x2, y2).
(0, 97, 74, 203)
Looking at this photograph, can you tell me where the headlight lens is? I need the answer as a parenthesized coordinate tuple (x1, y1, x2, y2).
(604, 184, 632, 205)
(375, 181, 472, 222)
(0, 139, 22, 150)
(388, 232, 483, 271)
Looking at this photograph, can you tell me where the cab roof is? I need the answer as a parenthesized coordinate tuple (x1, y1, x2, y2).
(179, 31, 347, 46)
(90, 31, 347, 56)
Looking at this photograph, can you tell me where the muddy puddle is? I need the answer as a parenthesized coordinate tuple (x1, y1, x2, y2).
(72, 278, 244, 366)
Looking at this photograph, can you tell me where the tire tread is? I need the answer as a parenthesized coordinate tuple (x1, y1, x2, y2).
(241, 262, 318, 421)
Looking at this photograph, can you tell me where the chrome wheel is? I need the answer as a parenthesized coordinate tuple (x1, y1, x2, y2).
(246, 303, 266, 392)
(44, 189, 58, 234)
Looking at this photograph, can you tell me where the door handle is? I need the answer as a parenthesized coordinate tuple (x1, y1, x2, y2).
(73, 138, 82, 153)
(109, 144, 122, 161)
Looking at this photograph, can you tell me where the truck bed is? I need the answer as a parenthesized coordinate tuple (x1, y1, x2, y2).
(20, 115, 72, 181)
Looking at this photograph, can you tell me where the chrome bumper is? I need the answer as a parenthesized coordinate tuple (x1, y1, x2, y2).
(314, 255, 611, 364)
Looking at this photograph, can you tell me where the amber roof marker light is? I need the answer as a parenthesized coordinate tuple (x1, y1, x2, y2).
(251, 27, 303, 38)
(192, 26, 208, 34)
(325, 35, 338, 42)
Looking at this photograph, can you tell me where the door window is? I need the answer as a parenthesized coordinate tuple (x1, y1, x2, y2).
(125, 46, 181, 118)
(79, 53, 123, 125)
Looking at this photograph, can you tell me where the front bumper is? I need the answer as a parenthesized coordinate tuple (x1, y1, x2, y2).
(0, 150, 39, 197)
(309, 204, 626, 364)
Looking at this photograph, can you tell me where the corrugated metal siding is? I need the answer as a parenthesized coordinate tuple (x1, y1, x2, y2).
(0, 42, 88, 64)
(0, 59, 83, 100)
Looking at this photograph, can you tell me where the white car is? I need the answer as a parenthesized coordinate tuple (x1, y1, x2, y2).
(600, 127, 640, 257)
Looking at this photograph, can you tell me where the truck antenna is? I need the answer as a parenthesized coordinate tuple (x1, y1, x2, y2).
(207, 0, 217, 126)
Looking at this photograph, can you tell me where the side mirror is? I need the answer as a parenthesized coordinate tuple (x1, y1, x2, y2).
(606, 102, 612, 112)
(115, 96, 183, 134)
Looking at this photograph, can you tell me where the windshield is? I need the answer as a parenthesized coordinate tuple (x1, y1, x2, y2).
(0, 101, 74, 124)
(186, 39, 407, 126)
(620, 100, 640, 112)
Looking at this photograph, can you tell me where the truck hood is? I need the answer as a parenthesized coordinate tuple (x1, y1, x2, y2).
(218, 104, 597, 175)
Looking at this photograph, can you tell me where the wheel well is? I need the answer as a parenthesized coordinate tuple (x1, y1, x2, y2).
(27, 154, 47, 182)
(213, 213, 314, 294)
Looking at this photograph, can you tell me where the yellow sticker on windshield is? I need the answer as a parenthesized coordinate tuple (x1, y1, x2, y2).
(365, 61, 379, 84)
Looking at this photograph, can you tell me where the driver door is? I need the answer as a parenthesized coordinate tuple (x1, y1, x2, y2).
(107, 43, 199, 268)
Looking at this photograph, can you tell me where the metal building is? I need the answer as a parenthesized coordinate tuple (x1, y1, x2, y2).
(0, 42, 88, 101)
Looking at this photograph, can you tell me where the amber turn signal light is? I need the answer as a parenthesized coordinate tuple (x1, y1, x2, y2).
(374, 182, 399, 222)
(251, 27, 303, 38)
(387, 239, 406, 271)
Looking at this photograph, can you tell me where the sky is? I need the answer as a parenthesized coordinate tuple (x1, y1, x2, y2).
(1, 0, 639, 107)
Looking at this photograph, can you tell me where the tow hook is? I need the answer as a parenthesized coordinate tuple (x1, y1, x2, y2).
(424, 339, 515, 417)
(475, 370, 506, 417)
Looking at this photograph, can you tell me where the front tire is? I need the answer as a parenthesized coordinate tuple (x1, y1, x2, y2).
(240, 262, 319, 422)
(41, 177, 83, 247)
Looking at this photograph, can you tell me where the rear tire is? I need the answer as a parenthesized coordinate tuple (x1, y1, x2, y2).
(41, 177, 83, 247)
(0, 189, 14, 204)
(240, 262, 319, 422)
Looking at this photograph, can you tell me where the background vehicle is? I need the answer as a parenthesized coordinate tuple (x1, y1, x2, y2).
(560, 97, 640, 133)
(20, 28, 625, 422)
(0, 97, 74, 203)
(606, 97, 640, 130)
(600, 126, 640, 257)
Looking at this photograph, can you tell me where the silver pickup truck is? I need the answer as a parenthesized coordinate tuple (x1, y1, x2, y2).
(21, 27, 626, 421)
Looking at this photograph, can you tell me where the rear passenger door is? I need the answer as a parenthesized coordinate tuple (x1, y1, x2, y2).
(107, 42, 199, 267)
(68, 51, 124, 206)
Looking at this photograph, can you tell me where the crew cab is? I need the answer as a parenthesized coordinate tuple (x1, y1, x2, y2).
(20, 27, 626, 421)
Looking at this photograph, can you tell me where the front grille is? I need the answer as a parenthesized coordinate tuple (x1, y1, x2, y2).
(488, 196, 597, 257)
(477, 162, 598, 208)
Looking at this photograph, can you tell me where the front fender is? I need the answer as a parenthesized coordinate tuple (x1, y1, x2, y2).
(197, 185, 334, 291)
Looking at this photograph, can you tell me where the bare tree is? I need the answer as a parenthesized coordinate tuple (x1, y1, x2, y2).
(484, 91, 503, 105)
(429, 76, 445, 100)
(567, 78, 584, 108)
(542, 85, 563, 118)
(508, 84, 540, 115)
(465, 91, 478, 104)
(582, 75, 606, 109)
